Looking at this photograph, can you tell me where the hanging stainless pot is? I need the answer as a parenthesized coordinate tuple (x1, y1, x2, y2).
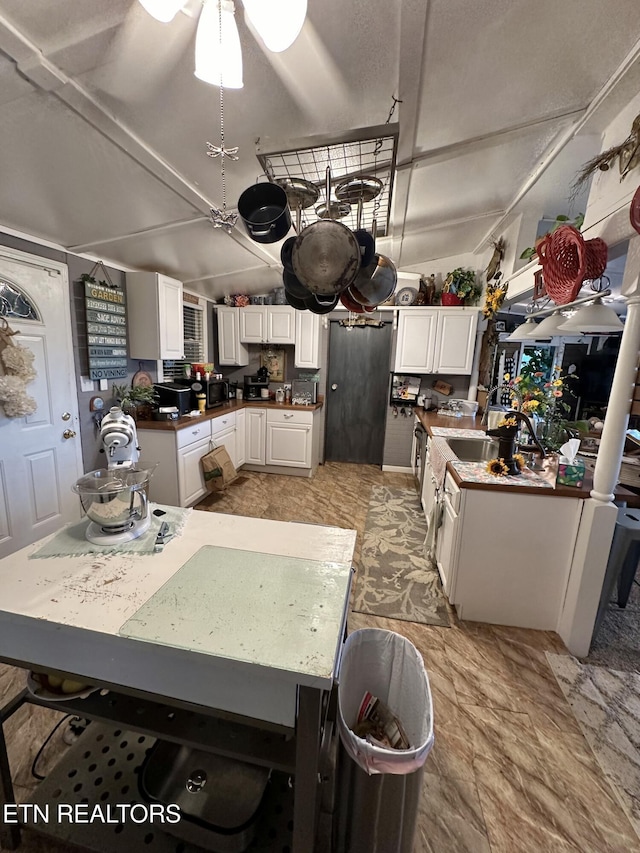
(349, 254, 397, 307)
(238, 182, 292, 244)
(291, 219, 361, 295)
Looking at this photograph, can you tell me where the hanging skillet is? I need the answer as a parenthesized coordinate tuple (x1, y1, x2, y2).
(274, 177, 319, 210)
(334, 175, 383, 204)
(291, 167, 361, 296)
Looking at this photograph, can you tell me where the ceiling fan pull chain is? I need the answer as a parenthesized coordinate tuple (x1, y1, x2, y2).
(206, 0, 239, 233)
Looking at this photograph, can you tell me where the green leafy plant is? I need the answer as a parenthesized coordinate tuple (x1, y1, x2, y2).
(79, 272, 110, 288)
(112, 383, 158, 409)
(442, 268, 482, 303)
(519, 213, 585, 261)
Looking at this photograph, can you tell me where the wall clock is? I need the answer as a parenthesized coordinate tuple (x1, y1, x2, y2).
(395, 287, 418, 306)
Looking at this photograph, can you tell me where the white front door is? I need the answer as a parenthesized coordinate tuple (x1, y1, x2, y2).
(0, 247, 83, 558)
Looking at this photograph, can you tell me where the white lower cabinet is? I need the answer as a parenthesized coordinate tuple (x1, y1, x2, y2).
(435, 476, 459, 597)
(139, 411, 241, 507)
(266, 410, 313, 468)
(178, 437, 211, 506)
(235, 409, 246, 467)
(245, 408, 266, 466)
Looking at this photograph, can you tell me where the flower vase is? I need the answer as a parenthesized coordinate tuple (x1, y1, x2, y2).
(539, 418, 566, 452)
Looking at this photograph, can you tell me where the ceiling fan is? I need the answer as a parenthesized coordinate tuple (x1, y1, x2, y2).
(138, 0, 308, 88)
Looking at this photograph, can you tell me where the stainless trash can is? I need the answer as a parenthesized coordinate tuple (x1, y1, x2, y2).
(334, 628, 434, 853)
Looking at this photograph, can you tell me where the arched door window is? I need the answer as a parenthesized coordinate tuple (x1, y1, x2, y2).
(0, 279, 40, 321)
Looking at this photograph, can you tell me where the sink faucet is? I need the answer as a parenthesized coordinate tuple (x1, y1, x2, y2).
(486, 409, 546, 475)
(507, 410, 546, 458)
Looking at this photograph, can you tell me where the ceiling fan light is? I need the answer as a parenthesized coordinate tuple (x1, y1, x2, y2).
(243, 0, 307, 52)
(195, 0, 244, 88)
(138, 0, 185, 23)
(558, 298, 624, 334)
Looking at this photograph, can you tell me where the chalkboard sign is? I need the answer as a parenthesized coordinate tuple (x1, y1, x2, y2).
(84, 280, 128, 380)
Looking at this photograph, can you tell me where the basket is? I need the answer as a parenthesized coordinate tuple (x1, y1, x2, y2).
(535, 225, 585, 305)
(583, 237, 608, 281)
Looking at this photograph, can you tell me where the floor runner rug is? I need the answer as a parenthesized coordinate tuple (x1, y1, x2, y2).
(547, 652, 640, 839)
(352, 485, 450, 627)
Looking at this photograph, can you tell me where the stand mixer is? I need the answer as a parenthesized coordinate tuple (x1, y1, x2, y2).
(72, 407, 153, 545)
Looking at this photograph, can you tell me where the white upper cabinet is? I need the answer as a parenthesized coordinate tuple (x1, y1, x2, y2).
(239, 306, 295, 344)
(239, 306, 267, 343)
(394, 308, 478, 375)
(217, 306, 249, 366)
(434, 310, 478, 374)
(295, 312, 321, 368)
(394, 310, 438, 373)
(126, 272, 184, 360)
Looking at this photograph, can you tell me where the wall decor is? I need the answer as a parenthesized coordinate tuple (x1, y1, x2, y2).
(82, 262, 128, 380)
(0, 317, 37, 417)
(260, 347, 285, 383)
(572, 112, 640, 192)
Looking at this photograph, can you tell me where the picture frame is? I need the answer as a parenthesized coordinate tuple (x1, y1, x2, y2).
(260, 347, 286, 383)
(495, 321, 506, 332)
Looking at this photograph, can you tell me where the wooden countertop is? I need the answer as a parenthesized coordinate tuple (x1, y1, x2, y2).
(415, 408, 640, 505)
(136, 397, 324, 432)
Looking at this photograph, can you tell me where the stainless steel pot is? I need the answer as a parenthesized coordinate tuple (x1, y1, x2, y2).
(349, 254, 397, 307)
(291, 219, 361, 295)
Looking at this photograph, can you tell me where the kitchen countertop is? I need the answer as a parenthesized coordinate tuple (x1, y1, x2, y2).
(415, 408, 640, 504)
(136, 397, 324, 432)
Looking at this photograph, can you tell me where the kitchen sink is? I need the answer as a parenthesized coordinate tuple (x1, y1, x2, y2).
(445, 437, 500, 462)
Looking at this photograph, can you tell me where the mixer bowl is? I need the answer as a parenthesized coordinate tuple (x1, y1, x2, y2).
(72, 468, 153, 533)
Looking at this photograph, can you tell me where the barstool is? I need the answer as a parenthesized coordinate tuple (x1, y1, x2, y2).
(593, 506, 640, 642)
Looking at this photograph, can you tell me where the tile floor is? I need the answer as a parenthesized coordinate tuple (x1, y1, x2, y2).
(1, 461, 638, 852)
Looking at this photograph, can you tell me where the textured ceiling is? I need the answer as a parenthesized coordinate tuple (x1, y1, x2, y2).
(0, 0, 638, 299)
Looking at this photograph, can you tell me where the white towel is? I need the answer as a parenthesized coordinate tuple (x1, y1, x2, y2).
(429, 437, 457, 490)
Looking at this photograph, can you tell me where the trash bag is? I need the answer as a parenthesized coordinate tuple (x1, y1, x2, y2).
(337, 628, 433, 776)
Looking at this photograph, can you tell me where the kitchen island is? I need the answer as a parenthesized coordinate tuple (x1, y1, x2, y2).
(0, 509, 355, 852)
(414, 409, 638, 630)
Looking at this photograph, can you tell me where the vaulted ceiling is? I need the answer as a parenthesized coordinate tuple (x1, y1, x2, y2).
(0, 0, 639, 300)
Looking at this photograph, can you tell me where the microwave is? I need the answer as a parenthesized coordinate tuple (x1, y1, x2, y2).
(176, 378, 228, 409)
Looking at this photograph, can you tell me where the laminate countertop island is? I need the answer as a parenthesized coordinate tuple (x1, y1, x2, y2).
(415, 408, 640, 503)
(414, 409, 637, 630)
(0, 509, 356, 852)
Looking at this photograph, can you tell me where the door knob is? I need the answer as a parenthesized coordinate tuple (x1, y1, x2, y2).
(331, 383, 338, 391)
(61, 412, 71, 421)
(62, 429, 76, 439)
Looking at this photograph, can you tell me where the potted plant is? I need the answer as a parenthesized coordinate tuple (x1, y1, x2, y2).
(441, 268, 482, 306)
(112, 383, 158, 421)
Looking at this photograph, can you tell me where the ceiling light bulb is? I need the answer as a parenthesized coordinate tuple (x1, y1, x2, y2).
(558, 297, 624, 334)
(195, 0, 243, 88)
(138, 0, 185, 23)
(243, 0, 307, 52)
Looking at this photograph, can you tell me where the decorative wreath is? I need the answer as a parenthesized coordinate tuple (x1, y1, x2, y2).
(0, 317, 37, 418)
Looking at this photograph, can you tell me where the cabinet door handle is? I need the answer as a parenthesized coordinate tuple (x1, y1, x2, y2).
(192, 429, 200, 435)
(284, 413, 293, 419)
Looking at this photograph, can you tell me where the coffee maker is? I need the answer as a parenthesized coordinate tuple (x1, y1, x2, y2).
(244, 366, 269, 400)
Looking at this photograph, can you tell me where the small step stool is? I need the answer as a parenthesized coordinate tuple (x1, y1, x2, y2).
(593, 506, 640, 642)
